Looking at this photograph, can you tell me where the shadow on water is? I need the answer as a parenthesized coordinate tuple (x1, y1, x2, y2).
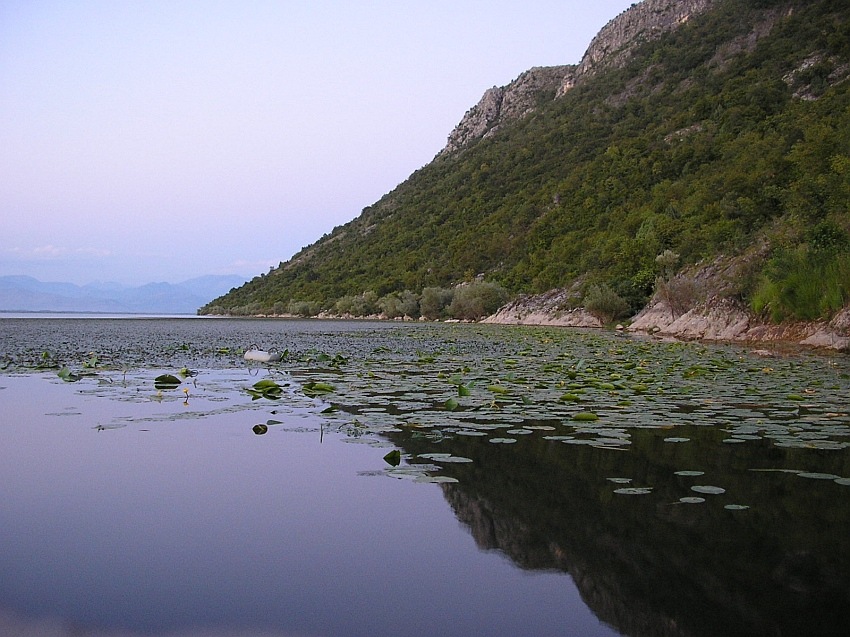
(388, 424, 850, 637)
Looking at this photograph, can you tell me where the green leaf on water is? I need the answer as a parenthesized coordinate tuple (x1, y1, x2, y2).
(444, 398, 459, 411)
(303, 381, 335, 397)
(383, 450, 401, 466)
(797, 472, 841, 480)
(154, 374, 181, 389)
(252, 424, 268, 435)
(691, 485, 726, 495)
(614, 487, 653, 495)
(57, 367, 81, 382)
(572, 412, 599, 422)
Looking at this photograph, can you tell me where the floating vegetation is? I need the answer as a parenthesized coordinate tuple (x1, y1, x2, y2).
(679, 497, 706, 504)
(5, 320, 850, 495)
(154, 374, 182, 389)
(797, 472, 841, 480)
(247, 379, 285, 400)
(691, 485, 726, 495)
(614, 487, 653, 495)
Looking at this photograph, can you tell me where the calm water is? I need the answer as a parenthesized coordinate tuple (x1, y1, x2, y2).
(1, 317, 849, 637)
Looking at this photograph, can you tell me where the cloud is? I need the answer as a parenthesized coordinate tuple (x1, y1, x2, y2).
(0, 608, 321, 637)
(4, 244, 113, 261)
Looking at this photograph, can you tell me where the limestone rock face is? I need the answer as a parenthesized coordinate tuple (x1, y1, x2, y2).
(440, 65, 574, 156)
(570, 0, 719, 84)
(440, 0, 719, 156)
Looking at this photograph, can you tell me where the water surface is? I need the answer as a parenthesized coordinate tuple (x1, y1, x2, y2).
(1, 317, 848, 636)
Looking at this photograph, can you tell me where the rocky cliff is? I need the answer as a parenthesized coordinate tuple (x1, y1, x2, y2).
(440, 0, 719, 155)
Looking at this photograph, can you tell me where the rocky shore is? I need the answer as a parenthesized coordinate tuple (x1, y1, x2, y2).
(484, 289, 850, 352)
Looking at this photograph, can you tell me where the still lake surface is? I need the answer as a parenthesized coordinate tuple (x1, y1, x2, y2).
(1, 316, 849, 637)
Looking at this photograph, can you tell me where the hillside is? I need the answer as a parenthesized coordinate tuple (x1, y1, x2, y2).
(201, 0, 850, 335)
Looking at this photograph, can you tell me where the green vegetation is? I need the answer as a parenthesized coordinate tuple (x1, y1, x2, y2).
(201, 0, 850, 322)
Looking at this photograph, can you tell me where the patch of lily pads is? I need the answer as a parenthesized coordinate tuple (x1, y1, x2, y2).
(9, 321, 850, 489)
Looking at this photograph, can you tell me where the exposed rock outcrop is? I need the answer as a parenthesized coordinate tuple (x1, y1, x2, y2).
(481, 288, 602, 328)
(440, 65, 574, 156)
(440, 0, 720, 155)
(483, 258, 850, 352)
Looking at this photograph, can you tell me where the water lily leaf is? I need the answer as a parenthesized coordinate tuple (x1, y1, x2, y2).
(444, 398, 459, 411)
(383, 450, 401, 466)
(691, 485, 726, 495)
(489, 437, 517, 444)
(57, 367, 81, 382)
(614, 487, 653, 495)
(675, 470, 705, 477)
(607, 477, 632, 484)
(252, 424, 268, 435)
(572, 412, 599, 422)
(834, 478, 850, 486)
(664, 437, 690, 443)
(679, 497, 706, 504)
(303, 381, 335, 397)
(797, 472, 841, 480)
(154, 374, 181, 389)
(724, 504, 751, 510)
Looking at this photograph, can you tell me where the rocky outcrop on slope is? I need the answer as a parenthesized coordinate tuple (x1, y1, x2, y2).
(439, 65, 574, 156)
(440, 0, 720, 155)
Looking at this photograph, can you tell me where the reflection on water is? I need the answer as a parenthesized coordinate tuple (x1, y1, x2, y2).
(0, 373, 615, 637)
(396, 427, 850, 637)
(1, 318, 849, 636)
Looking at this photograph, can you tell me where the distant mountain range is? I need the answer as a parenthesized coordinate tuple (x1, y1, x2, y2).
(0, 274, 247, 314)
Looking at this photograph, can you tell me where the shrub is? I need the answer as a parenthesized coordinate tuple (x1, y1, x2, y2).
(287, 300, 320, 317)
(448, 282, 509, 321)
(583, 284, 631, 323)
(420, 287, 454, 320)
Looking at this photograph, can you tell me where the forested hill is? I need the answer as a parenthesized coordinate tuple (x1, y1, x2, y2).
(201, 0, 850, 323)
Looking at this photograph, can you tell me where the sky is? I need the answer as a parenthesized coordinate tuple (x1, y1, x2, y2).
(1, 1, 637, 286)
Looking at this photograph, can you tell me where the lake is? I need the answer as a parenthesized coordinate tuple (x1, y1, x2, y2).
(1, 317, 849, 637)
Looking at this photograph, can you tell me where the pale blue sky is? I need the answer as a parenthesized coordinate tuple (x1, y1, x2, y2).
(1, 1, 636, 285)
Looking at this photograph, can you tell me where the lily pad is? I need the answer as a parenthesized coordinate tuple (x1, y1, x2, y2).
(383, 450, 402, 466)
(614, 487, 653, 495)
(797, 472, 841, 480)
(691, 485, 726, 495)
(154, 374, 181, 389)
(679, 497, 706, 504)
(572, 412, 599, 422)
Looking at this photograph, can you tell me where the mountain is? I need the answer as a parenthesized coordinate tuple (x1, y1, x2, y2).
(0, 275, 246, 314)
(201, 0, 850, 328)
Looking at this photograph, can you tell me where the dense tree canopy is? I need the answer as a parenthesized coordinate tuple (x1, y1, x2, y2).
(202, 0, 850, 321)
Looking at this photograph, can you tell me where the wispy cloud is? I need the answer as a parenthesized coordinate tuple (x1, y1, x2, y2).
(5, 245, 113, 260)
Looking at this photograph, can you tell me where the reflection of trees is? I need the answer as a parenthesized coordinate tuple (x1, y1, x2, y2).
(392, 428, 850, 637)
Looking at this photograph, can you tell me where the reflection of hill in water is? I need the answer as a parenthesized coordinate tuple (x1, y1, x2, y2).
(393, 428, 850, 637)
